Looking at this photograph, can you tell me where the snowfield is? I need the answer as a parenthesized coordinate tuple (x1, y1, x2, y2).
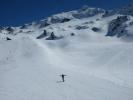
(0, 9, 133, 100)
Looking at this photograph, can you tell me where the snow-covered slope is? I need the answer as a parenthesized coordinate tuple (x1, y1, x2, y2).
(1, 5, 133, 100)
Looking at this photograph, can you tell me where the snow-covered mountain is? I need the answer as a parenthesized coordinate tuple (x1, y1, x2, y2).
(1, 4, 133, 100)
(1, 5, 133, 41)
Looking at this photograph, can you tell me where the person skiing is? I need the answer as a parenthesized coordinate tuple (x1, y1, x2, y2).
(60, 74, 67, 82)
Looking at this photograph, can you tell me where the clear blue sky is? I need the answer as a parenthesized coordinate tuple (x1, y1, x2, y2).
(0, 0, 129, 27)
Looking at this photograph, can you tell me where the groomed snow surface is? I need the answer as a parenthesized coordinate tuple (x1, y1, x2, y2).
(0, 14, 133, 100)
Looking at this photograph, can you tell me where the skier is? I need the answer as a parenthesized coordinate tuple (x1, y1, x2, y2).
(60, 74, 67, 82)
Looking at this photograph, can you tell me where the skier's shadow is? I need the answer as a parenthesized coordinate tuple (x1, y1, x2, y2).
(56, 81, 63, 83)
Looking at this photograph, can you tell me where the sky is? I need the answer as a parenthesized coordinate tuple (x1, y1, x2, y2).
(0, 0, 129, 27)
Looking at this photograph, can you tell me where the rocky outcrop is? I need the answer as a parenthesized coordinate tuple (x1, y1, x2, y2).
(106, 16, 128, 37)
(70, 33, 75, 36)
(39, 20, 50, 28)
(36, 30, 48, 39)
(73, 6, 105, 19)
(102, 10, 115, 18)
(76, 25, 89, 30)
(6, 27, 14, 34)
(6, 37, 12, 40)
(92, 27, 101, 32)
(46, 32, 63, 40)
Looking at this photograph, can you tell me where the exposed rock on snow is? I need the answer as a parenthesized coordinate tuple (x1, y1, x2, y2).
(92, 27, 101, 32)
(36, 30, 48, 39)
(46, 32, 63, 40)
(70, 33, 75, 36)
(6, 37, 12, 40)
(39, 20, 50, 28)
(75, 25, 89, 30)
(6, 27, 14, 34)
(102, 10, 115, 18)
(73, 6, 105, 19)
(106, 16, 128, 37)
